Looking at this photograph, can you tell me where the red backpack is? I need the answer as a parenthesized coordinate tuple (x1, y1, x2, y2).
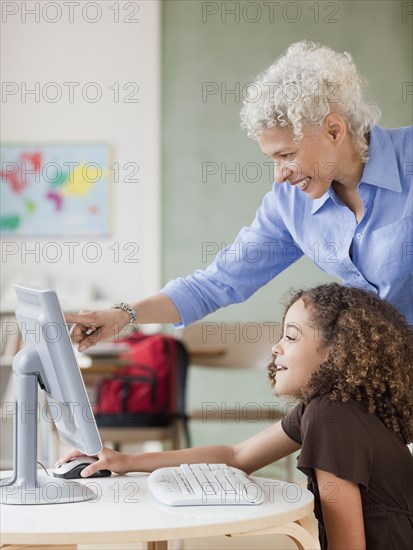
(93, 333, 188, 435)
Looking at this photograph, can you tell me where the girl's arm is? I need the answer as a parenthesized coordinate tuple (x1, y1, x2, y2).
(56, 420, 301, 477)
(315, 468, 366, 550)
(232, 419, 301, 474)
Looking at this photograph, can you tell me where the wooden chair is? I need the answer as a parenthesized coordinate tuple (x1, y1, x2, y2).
(181, 321, 294, 480)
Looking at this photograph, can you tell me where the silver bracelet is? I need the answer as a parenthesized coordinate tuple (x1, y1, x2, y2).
(112, 302, 137, 325)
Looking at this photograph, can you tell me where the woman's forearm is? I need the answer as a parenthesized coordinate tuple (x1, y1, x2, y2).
(130, 292, 181, 324)
(66, 292, 182, 351)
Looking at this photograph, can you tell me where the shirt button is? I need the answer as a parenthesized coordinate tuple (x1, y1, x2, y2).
(356, 233, 362, 239)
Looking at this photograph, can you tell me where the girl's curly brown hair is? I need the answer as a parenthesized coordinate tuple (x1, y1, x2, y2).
(269, 283, 413, 444)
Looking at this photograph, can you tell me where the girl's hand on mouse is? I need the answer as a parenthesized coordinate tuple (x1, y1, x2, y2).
(55, 447, 132, 477)
(81, 447, 131, 477)
(55, 449, 89, 467)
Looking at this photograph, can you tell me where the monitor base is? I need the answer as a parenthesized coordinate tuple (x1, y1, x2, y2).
(0, 473, 97, 505)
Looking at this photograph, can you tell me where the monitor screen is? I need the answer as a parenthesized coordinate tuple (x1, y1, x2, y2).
(0, 283, 102, 504)
(14, 283, 102, 455)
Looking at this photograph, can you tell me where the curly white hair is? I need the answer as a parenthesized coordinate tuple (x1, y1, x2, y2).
(240, 40, 381, 163)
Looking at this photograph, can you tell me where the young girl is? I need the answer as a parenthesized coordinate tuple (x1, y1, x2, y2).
(58, 283, 413, 549)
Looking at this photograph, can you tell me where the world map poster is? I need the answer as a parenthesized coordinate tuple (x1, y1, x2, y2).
(0, 144, 111, 236)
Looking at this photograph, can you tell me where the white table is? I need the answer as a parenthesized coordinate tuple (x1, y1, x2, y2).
(0, 471, 320, 550)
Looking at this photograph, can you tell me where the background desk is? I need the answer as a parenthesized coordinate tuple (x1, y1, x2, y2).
(1, 472, 320, 550)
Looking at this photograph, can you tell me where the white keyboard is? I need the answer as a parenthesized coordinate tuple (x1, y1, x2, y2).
(147, 463, 265, 506)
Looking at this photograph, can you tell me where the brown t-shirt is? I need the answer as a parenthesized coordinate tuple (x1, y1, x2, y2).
(282, 395, 413, 550)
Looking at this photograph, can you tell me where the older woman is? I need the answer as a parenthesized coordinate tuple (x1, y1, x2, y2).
(67, 41, 412, 348)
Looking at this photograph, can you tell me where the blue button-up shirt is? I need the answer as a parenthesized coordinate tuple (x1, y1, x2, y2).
(161, 125, 413, 326)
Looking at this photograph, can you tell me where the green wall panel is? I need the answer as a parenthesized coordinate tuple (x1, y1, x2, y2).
(161, 0, 412, 324)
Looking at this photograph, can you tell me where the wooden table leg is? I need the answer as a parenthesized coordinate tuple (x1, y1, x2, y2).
(226, 516, 321, 550)
(146, 541, 168, 550)
(295, 515, 319, 543)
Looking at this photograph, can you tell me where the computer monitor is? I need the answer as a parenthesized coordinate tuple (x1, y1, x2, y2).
(0, 283, 103, 505)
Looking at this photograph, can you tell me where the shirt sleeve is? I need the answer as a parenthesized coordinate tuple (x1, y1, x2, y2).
(297, 397, 373, 488)
(281, 402, 305, 445)
(160, 184, 304, 327)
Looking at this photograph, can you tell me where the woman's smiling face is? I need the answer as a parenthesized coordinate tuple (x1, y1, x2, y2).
(269, 299, 329, 396)
(257, 118, 343, 199)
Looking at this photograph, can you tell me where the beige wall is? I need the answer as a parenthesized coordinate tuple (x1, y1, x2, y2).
(1, 0, 162, 309)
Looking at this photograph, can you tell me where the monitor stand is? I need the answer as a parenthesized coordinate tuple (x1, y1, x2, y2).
(0, 345, 96, 505)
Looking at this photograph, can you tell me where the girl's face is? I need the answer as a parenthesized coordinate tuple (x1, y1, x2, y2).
(270, 299, 329, 396)
(257, 120, 342, 199)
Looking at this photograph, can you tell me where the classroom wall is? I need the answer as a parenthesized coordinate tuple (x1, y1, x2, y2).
(162, 0, 412, 323)
(1, 0, 161, 309)
(2, 0, 411, 329)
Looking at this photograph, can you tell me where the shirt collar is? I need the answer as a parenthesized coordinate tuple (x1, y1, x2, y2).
(311, 191, 331, 214)
(311, 125, 403, 215)
(360, 125, 402, 191)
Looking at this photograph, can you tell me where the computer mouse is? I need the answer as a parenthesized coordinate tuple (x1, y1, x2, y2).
(52, 456, 112, 479)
